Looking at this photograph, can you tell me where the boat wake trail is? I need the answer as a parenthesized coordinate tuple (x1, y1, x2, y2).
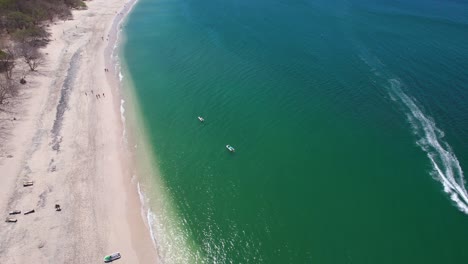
(388, 79, 468, 214)
(359, 50, 468, 214)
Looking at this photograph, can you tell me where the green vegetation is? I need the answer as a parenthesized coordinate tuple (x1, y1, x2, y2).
(0, 0, 87, 41)
(0, 0, 87, 104)
(12, 26, 49, 46)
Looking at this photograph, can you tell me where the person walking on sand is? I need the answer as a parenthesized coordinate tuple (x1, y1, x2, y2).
(102, 93, 105, 98)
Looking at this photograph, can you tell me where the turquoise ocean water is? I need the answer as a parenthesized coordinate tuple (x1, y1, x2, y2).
(122, 0, 468, 262)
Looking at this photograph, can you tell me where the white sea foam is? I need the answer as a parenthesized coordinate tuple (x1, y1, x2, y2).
(388, 79, 468, 214)
(137, 182, 147, 217)
(136, 182, 196, 263)
(147, 209, 158, 250)
(137, 183, 158, 248)
(120, 99, 128, 141)
(136, 184, 164, 262)
(357, 48, 468, 214)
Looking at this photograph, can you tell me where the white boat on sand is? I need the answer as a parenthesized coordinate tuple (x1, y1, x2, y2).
(226, 145, 235, 152)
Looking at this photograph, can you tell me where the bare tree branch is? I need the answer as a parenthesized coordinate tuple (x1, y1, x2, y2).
(0, 73, 17, 105)
(17, 43, 45, 71)
(0, 47, 16, 79)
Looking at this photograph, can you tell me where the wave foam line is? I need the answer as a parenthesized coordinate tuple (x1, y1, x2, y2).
(388, 79, 468, 214)
(137, 182, 198, 263)
(137, 183, 158, 250)
(120, 99, 127, 142)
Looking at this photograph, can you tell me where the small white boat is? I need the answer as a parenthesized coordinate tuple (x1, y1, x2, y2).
(226, 145, 235, 152)
(198, 116, 205, 122)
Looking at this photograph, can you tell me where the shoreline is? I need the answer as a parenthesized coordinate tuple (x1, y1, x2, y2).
(117, 33, 199, 263)
(103, 0, 164, 262)
(105, 0, 169, 262)
(0, 0, 158, 263)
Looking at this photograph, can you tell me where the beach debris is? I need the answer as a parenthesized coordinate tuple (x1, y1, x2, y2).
(55, 204, 61, 212)
(38, 241, 45, 249)
(23, 181, 34, 187)
(24, 209, 35, 215)
(5, 217, 17, 223)
(9, 210, 21, 215)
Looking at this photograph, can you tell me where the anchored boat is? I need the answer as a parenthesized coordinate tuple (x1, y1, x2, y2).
(226, 145, 235, 152)
(198, 116, 205, 122)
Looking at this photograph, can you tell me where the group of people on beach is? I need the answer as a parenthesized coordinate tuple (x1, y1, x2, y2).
(84, 90, 105, 99)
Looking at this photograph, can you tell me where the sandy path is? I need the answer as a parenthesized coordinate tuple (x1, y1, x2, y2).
(0, 0, 158, 263)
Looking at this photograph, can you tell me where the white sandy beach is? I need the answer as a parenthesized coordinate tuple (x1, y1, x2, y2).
(0, 0, 158, 263)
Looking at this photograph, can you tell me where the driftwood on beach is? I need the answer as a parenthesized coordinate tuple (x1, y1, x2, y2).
(23, 181, 34, 187)
(5, 217, 17, 223)
(24, 209, 35, 215)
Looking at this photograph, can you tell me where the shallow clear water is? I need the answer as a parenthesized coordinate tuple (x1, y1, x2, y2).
(123, 0, 468, 262)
